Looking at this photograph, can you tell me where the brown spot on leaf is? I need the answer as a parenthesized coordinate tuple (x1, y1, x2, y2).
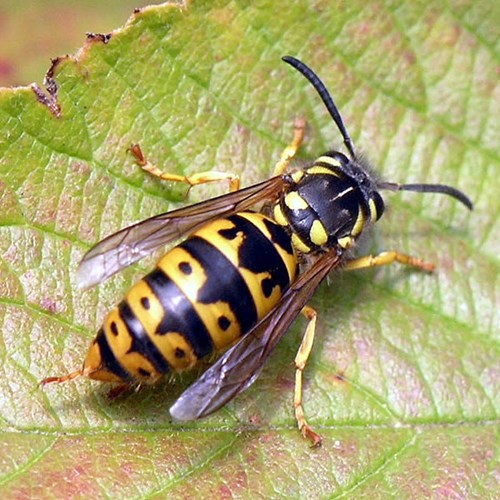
(71, 162, 91, 175)
(31, 57, 64, 117)
(40, 296, 58, 314)
(86, 32, 112, 44)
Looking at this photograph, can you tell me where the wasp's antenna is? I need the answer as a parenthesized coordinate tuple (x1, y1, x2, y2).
(379, 182, 473, 210)
(282, 55, 356, 159)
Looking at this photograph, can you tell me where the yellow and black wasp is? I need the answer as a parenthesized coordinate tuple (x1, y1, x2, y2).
(42, 56, 473, 446)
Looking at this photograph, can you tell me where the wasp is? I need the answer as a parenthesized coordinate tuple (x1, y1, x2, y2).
(42, 56, 472, 446)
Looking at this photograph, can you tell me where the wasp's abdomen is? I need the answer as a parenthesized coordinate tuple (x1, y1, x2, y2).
(84, 212, 297, 384)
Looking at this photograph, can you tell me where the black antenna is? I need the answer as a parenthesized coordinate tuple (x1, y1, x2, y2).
(283, 55, 473, 211)
(282, 55, 357, 159)
(379, 182, 473, 210)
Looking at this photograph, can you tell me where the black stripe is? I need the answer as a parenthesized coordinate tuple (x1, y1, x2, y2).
(262, 217, 294, 256)
(144, 269, 214, 358)
(225, 214, 292, 296)
(118, 301, 171, 374)
(95, 328, 134, 382)
(181, 235, 259, 335)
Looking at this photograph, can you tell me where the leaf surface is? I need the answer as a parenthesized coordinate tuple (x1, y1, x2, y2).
(0, 1, 498, 497)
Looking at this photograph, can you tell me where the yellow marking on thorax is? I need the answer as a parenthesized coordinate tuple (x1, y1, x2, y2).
(314, 156, 343, 168)
(306, 165, 340, 176)
(284, 191, 309, 210)
(351, 209, 366, 237)
(273, 204, 288, 226)
(338, 236, 354, 249)
(369, 198, 378, 221)
(309, 219, 329, 246)
(290, 170, 305, 183)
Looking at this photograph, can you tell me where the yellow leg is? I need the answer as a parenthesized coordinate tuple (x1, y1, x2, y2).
(294, 305, 323, 447)
(343, 251, 435, 273)
(273, 117, 307, 176)
(129, 144, 240, 192)
(131, 117, 305, 193)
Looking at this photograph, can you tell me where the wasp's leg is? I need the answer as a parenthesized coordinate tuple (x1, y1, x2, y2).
(41, 369, 84, 386)
(294, 305, 322, 447)
(130, 144, 240, 192)
(343, 251, 435, 273)
(272, 117, 307, 176)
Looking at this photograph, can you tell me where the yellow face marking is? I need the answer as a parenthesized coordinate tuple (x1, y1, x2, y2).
(285, 191, 308, 211)
(306, 165, 340, 176)
(351, 208, 365, 237)
(292, 233, 311, 253)
(338, 236, 354, 249)
(309, 219, 328, 246)
(315, 156, 343, 168)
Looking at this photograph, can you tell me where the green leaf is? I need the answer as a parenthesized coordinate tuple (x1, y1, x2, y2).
(0, 1, 498, 497)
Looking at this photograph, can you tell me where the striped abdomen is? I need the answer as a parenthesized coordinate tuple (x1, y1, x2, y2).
(82, 212, 298, 384)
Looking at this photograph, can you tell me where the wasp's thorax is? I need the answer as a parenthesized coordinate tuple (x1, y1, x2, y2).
(273, 151, 385, 254)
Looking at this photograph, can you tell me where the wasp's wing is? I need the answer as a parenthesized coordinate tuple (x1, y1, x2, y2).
(169, 251, 341, 421)
(77, 176, 285, 289)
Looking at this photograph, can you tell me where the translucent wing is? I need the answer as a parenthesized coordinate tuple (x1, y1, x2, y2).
(77, 176, 285, 288)
(169, 251, 341, 421)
